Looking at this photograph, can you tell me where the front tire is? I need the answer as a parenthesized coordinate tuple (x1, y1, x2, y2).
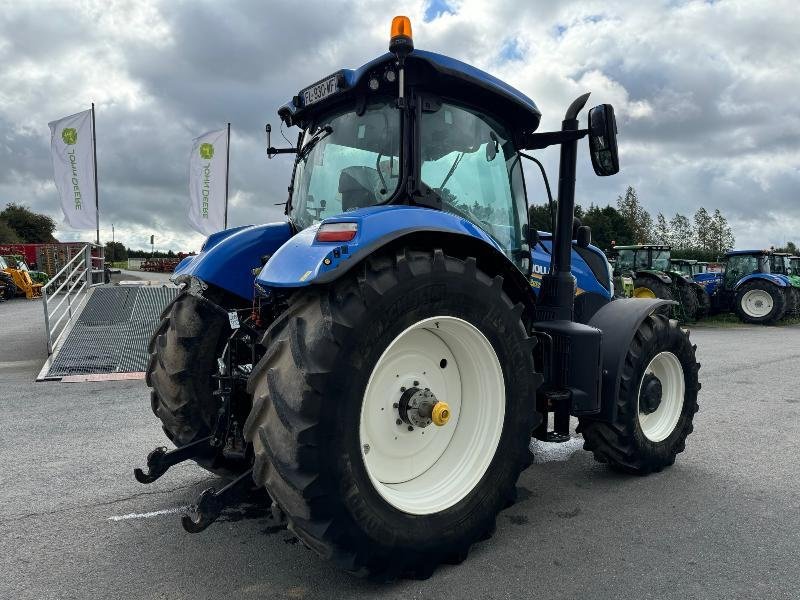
(243, 248, 539, 579)
(734, 281, 786, 324)
(578, 313, 700, 474)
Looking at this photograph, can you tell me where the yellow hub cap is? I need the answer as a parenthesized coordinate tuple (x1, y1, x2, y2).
(432, 401, 451, 426)
(634, 287, 657, 299)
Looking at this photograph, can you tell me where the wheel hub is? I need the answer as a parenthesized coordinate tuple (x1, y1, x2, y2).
(398, 386, 450, 428)
(639, 373, 663, 414)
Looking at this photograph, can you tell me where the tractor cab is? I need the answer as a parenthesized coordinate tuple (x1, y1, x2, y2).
(723, 250, 771, 288)
(670, 258, 697, 277)
(279, 47, 536, 274)
(612, 244, 672, 275)
(790, 256, 800, 277)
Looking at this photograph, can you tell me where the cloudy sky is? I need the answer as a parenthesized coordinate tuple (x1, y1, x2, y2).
(1, 0, 798, 251)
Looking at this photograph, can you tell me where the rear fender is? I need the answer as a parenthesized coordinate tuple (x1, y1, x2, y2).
(257, 205, 511, 288)
(585, 298, 675, 423)
(734, 273, 788, 290)
(636, 270, 672, 284)
(173, 222, 293, 301)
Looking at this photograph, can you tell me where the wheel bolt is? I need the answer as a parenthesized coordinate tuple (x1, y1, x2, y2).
(393, 402, 399, 409)
(407, 426, 414, 431)
(413, 381, 419, 386)
(400, 386, 406, 392)
(396, 419, 402, 425)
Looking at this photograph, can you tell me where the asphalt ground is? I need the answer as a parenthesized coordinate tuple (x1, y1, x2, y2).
(1, 295, 799, 600)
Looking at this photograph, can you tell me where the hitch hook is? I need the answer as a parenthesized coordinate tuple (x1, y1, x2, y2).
(181, 468, 254, 533)
(133, 436, 213, 484)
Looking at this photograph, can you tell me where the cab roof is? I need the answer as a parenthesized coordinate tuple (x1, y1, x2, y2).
(612, 245, 671, 251)
(279, 49, 542, 132)
(725, 249, 771, 256)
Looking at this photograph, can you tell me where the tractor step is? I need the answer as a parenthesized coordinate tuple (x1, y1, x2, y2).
(134, 436, 215, 484)
(181, 468, 256, 533)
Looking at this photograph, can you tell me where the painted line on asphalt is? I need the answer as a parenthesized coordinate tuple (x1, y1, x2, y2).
(529, 436, 584, 463)
(108, 506, 188, 521)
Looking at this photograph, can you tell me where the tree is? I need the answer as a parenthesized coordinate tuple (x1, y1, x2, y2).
(693, 207, 712, 252)
(104, 241, 128, 263)
(0, 203, 57, 243)
(616, 186, 652, 243)
(0, 218, 21, 243)
(669, 213, 693, 250)
(527, 203, 553, 232)
(776, 241, 798, 255)
(653, 213, 670, 245)
(707, 209, 735, 256)
(581, 203, 634, 249)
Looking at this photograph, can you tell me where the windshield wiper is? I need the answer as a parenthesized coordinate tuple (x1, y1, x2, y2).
(298, 125, 333, 163)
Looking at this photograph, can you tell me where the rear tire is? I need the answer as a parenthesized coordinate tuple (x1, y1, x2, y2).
(694, 285, 710, 319)
(633, 276, 672, 301)
(734, 281, 786, 324)
(578, 313, 700, 474)
(243, 248, 539, 579)
(146, 289, 249, 476)
(784, 287, 800, 317)
(677, 283, 698, 321)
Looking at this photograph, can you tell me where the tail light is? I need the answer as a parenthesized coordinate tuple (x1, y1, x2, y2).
(316, 222, 358, 242)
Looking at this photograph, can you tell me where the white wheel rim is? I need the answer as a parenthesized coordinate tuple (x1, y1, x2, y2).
(637, 351, 685, 443)
(359, 316, 505, 515)
(741, 289, 773, 318)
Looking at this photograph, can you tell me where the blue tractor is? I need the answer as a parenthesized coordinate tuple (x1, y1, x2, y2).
(696, 249, 792, 324)
(138, 17, 700, 579)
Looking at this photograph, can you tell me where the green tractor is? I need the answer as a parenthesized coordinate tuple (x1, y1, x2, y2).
(610, 245, 708, 320)
(769, 252, 800, 316)
(790, 256, 800, 277)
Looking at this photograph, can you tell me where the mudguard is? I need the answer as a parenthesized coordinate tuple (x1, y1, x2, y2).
(257, 205, 508, 288)
(585, 297, 675, 423)
(173, 222, 293, 301)
(734, 273, 788, 290)
(635, 269, 672, 284)
(531, 237, 612, 300)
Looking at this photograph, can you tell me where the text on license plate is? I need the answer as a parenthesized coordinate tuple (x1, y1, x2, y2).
(301, 76, 338, 107)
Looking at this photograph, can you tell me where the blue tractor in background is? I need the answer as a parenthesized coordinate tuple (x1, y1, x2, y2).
(695, 249, 792, 324)
(137, 17, 700, 579)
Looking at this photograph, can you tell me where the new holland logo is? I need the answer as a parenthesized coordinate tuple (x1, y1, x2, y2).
(62, 128, 77, 145)
(199, 143, 214, 160)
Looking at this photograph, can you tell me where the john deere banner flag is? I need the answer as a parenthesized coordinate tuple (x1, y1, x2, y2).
(48, 109, 97, 230)
(188, 128, 228, 236)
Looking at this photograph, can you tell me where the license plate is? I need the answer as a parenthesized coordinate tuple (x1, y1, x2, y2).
(300, 75, 339, 107)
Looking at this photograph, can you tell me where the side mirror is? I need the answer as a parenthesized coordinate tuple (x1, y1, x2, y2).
(588, 104, 619, 176)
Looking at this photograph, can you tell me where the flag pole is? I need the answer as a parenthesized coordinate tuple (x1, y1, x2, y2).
(91, 102, 100, 245)
(224, 122, 230, 230)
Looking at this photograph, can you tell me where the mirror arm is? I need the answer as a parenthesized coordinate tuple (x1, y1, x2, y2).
(520, 128, 588, 150)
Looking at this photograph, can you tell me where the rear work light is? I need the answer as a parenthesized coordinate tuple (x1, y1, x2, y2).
(315, 222, 358, 242)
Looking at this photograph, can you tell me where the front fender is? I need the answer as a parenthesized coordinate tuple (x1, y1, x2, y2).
(257, 205, 506, 288)
(734, 273, 788, 290)
(586, 298, 675, 423)
(173, 222, 293, 300)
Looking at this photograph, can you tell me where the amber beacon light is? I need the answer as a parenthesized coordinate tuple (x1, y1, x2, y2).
(389, 16, 413, 55)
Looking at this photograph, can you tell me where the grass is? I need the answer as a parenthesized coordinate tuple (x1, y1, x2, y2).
(690, 312, 800, 328)
(108, 261, 128, 269)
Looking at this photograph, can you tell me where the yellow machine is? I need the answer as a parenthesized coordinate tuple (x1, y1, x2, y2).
(0, 255, 43, 299)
